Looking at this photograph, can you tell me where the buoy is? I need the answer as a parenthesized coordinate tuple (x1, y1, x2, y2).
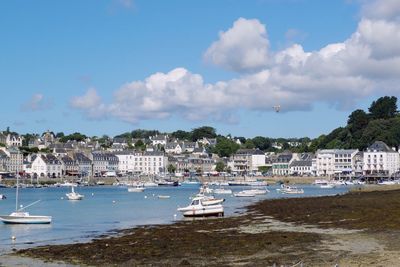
(112, 200, 116, 203)
(61, 197, 64, 200)
(152, 194, 155, 197)
(144, 196, 147, 199)
(11, 236, 16, 241)
(92, 193, 94, 196)
(173, 214, 177, 220)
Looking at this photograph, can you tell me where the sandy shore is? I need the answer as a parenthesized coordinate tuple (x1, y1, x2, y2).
(10, 185, 400, 266)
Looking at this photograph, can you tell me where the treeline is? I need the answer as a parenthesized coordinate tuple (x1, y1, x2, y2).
(311, 96, 400, 150)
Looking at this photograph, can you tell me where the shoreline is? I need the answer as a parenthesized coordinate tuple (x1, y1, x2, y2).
(12, 186, 400, 266)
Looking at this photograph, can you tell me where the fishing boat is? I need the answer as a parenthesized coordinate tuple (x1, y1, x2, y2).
(276, 184, 304, 194)
(66, 186, 84, 200)
(177, 196, 224, 217)
(0, 176, 51, 224)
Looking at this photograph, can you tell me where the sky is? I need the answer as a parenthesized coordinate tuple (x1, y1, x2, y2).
(0, 0, 399, 139)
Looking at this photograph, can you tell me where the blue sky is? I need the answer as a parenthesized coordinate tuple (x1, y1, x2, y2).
(0, 0, 398, 138)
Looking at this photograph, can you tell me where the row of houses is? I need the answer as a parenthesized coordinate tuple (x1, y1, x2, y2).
(268, 141, 400, 178)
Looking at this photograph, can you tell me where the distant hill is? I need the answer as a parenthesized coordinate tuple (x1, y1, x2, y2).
(310, 96, 400, 151)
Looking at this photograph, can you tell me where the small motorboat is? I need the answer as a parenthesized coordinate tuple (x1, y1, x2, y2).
(177, 196, 224, 217)
(233, 191, 256, 197)
(199, 195, 225, 205)
(213, 188, 233, 194)
(243, 188, 268, 195)
(276, 184, 304, 194)
(157, 195, 170, 199)
(320, 183, 335, 189)
(0, 194, 6, 200)
(128, 185, 145, 192)
(66, 186, 84, 200)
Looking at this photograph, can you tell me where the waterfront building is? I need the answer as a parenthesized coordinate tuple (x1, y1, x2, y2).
(272, 153, 296, 176)
(289, 153, 314, 176)
(363, 141, 400, 176)
(0, 150, 9, 172)
(74, 152, 93, 177)
(231, 149, 266, 175)
(0, 147, 23, 174)
(60, 155, 78, 176)
(30, 154, 62, 178)
(316, 149, 359, 177)
(91, 152, 119, 176)
(141, 151, 167, 174)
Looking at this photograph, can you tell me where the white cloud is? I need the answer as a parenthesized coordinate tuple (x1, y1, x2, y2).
(21, 93, 53, 112)
(204, 18, 269, 72)
(361, 0, 400, 20)
(70, 88, 106, 119)
(71, 4, 400, 124)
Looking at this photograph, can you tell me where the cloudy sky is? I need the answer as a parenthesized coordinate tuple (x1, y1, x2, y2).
(1, 0, 399, 138)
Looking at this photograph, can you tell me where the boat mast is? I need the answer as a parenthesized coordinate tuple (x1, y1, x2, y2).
(15, 172, 19, 212)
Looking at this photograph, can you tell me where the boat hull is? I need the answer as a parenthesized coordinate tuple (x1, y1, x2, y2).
(0, 215, 52, 224)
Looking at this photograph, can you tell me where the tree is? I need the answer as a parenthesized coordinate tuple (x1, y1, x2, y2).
(167, 164, 176, 173)
(215, 161, 225, 172)
(191, 126, 217, 141)
(60, 132, 87, 143)
(368, 96, 397, 120)
(243, 139, 255, 149)
(55, 132, 65, 138)
(348, 109, 370, 133)
(252, 136, 271, 151)
(134, 139, 146, 151)
(171, 130, 192, 140)
(212, 137, 240, 157)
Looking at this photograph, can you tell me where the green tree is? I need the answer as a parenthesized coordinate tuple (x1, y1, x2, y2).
(167, 164, 176, 173)
(191, 126, 217, 141)
(368, 96, 397, 120)
(55, 132, 65, 138)
(134, 139, 146, 151)
(252, 136, 271, 151)
(348, 109, 369, 132)
(212, 137, 240, 157)
(215, 161, 225, 172)
(171, 130, 192, 140)
(243, 139, 255, 149)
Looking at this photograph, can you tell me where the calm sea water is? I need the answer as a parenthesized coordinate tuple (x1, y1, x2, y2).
(0, 184, 350, 254)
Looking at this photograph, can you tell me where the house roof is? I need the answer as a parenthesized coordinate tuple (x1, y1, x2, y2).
(367, 141, 395, 152)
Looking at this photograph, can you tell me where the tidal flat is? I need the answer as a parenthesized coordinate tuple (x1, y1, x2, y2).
(16, 189, 400, 266)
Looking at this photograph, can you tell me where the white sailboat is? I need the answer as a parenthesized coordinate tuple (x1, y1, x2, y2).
(0, 176, 52, 224)
(66, 186, 84, 200)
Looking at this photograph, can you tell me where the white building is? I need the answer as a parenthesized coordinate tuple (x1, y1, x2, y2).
(316, 149, 359, 177)
(231, 149, 266, 175)
(150, 135, 168, 146)
(363, 141, 400, 176)
(6, 134, 23, 147)
(30, 154, 62, 178)
(115, 150, 167, 175)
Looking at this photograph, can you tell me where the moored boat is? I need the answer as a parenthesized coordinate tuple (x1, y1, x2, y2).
(66, 186, 84, 200)
(233, 191, 256, 197)
(276, 184, 304, 194)
(177, 196, 224, 217)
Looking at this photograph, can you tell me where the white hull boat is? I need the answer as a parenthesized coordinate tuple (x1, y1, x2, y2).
(66, 186, 84, 200)
(178, 197, 224, 217)
(158, 195, 170, 199)
(0, 212, 51, 224)
(320, 183, 335, 189)
(0, 175, 52, 224)
(243, 188, 268, 195)
(128, 186, 145, 192)
(233, 191, 256, 197)
(277, 184, 304, 194)
(213, 188, 232, 194)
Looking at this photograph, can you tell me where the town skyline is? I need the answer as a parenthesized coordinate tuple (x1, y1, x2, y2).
(2, 0, 400, 138)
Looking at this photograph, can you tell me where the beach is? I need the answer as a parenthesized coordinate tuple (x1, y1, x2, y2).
(11, 186, 400, 266)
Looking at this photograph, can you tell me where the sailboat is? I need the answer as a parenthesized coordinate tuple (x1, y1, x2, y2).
(0, 175, 52, 224)
(66, 186, 84, 200)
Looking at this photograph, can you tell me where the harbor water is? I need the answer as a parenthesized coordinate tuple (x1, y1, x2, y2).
(0, 183, 350, 254)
